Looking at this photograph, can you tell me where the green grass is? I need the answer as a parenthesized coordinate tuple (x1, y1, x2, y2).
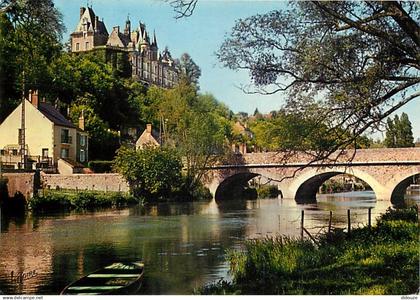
(199, 206, 419, 295)
(29, 189, 141, 211)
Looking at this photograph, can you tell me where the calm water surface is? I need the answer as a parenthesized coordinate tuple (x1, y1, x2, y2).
(0, 191, 417, 295)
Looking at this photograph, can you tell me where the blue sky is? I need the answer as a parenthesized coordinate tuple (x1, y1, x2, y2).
(54, 0, 420, 140)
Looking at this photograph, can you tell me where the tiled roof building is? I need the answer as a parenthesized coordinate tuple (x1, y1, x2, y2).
(70, 7, 179, 88)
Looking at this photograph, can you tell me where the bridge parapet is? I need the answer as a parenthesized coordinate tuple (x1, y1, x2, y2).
(241, 148, 420, 165)
(205, 148, 420, 202)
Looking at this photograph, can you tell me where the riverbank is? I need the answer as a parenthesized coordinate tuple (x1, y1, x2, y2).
(199, 206, 419, 295)
(28, 190, 140, 211)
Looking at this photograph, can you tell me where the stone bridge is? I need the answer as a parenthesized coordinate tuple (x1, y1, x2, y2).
(203, 148, 420, 203)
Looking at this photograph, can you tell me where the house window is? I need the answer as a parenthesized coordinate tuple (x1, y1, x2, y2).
(42, 148, 49, 158)
(60, 148, 69, 159)
(76, 43, 80, 51)
(12, 149, 18, 156)
(80, 149, 86, 163)
(80, 135, 87, 147)
(61, 129, 72, 144)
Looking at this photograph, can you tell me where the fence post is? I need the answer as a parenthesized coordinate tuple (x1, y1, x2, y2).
(368, 207, 372, 229)
(347, 209, 351, 235)
(328, 211, 332, 234)
(301, 210, 304, 240)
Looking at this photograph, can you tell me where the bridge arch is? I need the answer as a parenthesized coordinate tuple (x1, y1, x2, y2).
(214, 172, 260, 200)
(389, 171, 420, 203)
(287, 167, 383, 202)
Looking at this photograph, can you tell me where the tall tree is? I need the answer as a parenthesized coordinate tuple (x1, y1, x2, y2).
(147, 82, 231, 192)
(177, 53, 201, 88)
(215, 1, 419, 162)
(384, 113, 415, 148)
(384, 117, 397, 148)
(0, 0, 64, 120)
(398, 113, 415, 147)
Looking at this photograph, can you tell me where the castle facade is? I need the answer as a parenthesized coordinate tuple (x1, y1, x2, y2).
(70, 7, 179, 88)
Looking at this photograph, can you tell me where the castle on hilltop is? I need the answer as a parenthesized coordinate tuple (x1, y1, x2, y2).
(70, 7, 179, 88)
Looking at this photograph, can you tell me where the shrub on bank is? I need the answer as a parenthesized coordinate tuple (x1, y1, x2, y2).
(88, 161, 114, 173)
(29, 190, 139, 211)
(257, 185, 279, 199)
(199, 206, 419, 295)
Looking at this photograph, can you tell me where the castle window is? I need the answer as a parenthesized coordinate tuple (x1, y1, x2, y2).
(76, 43, 80, 51)
(85, 42, 89, 50)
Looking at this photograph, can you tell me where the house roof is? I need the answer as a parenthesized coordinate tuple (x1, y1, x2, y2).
(136, 127, 160, 148)
(38, 102, 77, 129)
(74, 7, 108, 36)
(107, 27, 131, 48)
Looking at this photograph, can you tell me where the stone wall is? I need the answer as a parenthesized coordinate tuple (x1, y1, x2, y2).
(41, 173, 130, 193)
(2, 173, 36, 198)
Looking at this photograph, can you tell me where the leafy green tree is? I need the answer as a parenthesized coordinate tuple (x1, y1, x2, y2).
(0, 13, 19, 121)
(0, 0, 64, 121)
(384, 113, 414, 148)
(177, 53, 201, 88)
(145, 82, 231, 192)
(113, 146, 182, 201)
(69, 103, 120, 161)
(175, 94, 231, 191)
(215, 1, 419, 162)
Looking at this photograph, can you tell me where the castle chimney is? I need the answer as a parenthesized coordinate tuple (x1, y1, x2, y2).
(146, 124, 152, 133)
(31, 90, 39, 109)
(79, 110, 85, 131)
(95, 16, 99, 30)
(80, 7, 86, 19)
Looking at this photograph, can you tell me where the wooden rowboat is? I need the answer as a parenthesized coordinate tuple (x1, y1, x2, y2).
(61, 262, 144, 295)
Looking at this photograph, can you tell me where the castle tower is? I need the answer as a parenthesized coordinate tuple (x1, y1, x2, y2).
(70, 6, 109, 52)
(124, 15, 131, 36)
(150, 30, 158, 60)
(140, 28, 150, 52)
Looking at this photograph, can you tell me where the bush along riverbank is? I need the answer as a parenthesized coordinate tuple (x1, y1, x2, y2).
(199, 206, 419, 295)
(29, 190, 140, 212)
(256, 185, 280, 199)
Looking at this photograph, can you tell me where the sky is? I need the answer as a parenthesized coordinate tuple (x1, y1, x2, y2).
(54, 0, 420, 140)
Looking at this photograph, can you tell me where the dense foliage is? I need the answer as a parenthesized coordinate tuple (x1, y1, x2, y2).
(384, 112, 415, 148)
(142, 82, 232, 192)
(200, 206, 419, 295)
(256, 185, 279, 199)
(114, 147, 183, 201)
(88, 161, 114, 173)
(29, 190, 138, 211)
(0, 0, 64, 121)
(217, 1, 419, 162)
(248, 110, 371, 152)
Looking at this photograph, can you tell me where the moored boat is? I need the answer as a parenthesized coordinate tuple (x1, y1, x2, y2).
(61, 262, 144, 295)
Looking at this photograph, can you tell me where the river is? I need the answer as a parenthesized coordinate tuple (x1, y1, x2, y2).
(0, 191, 418, 295)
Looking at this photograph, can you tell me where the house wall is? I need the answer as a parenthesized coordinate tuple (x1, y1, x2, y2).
(53, 125, 78, 164)
(0, 100, 54, 158)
